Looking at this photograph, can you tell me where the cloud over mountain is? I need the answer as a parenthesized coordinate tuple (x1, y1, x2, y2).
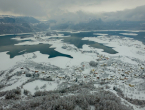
(0, 0, 145, 21)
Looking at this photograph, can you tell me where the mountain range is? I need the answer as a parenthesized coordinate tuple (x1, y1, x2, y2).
(0, 5, 145, 34)
(0, 16, 49, 34)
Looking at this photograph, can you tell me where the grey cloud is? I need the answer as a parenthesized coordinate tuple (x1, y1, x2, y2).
(0, 0, 46, 17)
(102, 5, 145, 21)
(0, 0, 106, 19)
(0, 0, 145, 21)
(50, 5, 145, 24)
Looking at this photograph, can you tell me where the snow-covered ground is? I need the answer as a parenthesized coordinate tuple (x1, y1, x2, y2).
(0, 31, 145, 110)
(120, 33, 138, 36)
(93, 33, 108, 36)
(82, 35, 145, 61)
(23, 80, 58, 95)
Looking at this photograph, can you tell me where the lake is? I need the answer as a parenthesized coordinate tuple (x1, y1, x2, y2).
(0, 30, 144, 59)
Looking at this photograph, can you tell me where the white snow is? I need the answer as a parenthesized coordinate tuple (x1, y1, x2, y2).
(11, 36, 35, 41)
(48, 41, 96, 68)
(120, 33, 138, 36)
(0, 31, 145, 110)
(0, 33, 32, 37)
(19, 49, 26, 53)
(1, 76, 29, 92)
(93, 33, 108, 36)
(0, 51, 49, 70)
(82, 36, 145, 62)
(54, 30, 90, 33)
(23, 80, 58, 95)
(0, 52, 26, 71)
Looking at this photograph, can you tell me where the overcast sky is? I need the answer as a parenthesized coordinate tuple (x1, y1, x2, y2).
(0, 0, 145, 20)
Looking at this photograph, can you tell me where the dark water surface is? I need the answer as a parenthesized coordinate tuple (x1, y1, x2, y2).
(0, 31, 144, 59)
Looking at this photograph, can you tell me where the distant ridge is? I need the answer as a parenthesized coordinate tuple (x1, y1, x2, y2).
(0, 16, 49, 35)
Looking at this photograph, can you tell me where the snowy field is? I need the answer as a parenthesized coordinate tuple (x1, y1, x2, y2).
(120, 33, 138, 36)
(0, 31, 145, 110)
